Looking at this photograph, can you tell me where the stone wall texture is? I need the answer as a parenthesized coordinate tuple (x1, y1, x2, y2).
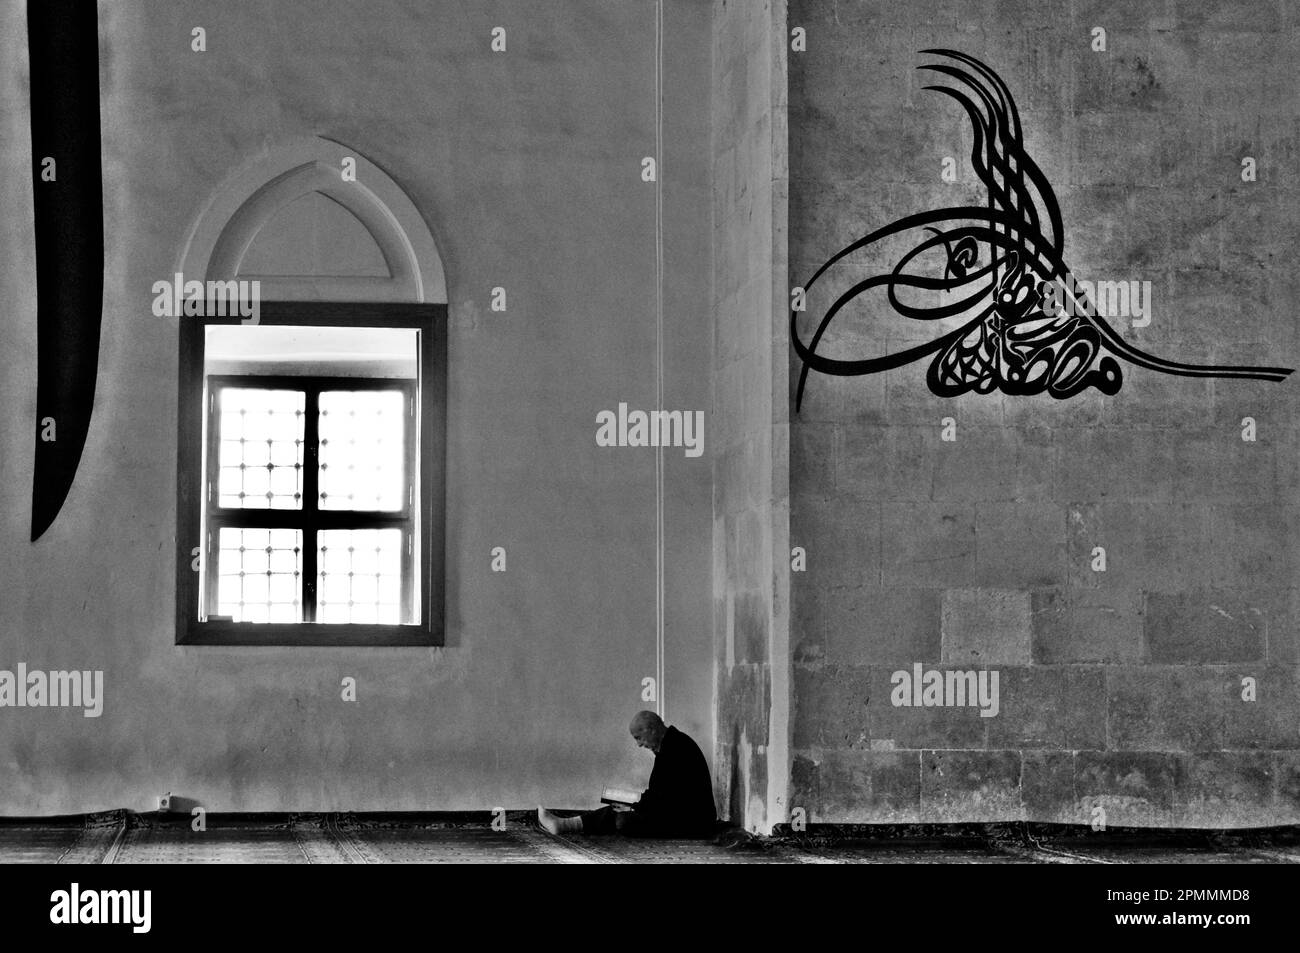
(710, 0, 784, 832)
(787, 0, 1300, 826)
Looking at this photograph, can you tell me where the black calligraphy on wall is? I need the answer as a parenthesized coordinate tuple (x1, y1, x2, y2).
(28, 0, 104, 541)
(790, 49, 1291, 411)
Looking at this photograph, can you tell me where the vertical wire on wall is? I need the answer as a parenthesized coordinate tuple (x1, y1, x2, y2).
(654, 0, 666, 719)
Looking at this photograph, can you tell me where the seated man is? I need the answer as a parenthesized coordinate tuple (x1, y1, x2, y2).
(538, 710, 717, 838)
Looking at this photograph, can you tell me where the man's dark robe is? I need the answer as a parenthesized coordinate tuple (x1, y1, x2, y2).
(630, 725, 717, 836)
(578, 724, 718, 837)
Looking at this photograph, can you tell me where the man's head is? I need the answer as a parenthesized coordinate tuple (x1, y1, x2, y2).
(629, 710, 667, 753)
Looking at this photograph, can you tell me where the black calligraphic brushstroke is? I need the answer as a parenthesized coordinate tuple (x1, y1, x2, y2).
(28, 0, 104, 541)
(791, 50, 1292, 410)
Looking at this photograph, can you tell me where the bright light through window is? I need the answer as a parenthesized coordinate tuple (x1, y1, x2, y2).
(183, 315, 442, 645)
(203, 374, 415, 625)
(319, 390, 405, 511)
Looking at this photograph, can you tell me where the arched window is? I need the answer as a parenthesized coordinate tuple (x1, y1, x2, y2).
(174, 137, 446, 646)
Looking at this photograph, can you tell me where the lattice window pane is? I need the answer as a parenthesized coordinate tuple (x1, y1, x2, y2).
(318, 390, 405, 511)
(217, 527, 303, 623)
(217, 388, 305, 509)
(317, 528, 403, 624)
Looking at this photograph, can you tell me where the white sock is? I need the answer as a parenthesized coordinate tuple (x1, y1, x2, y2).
(537, 806, 582, 835)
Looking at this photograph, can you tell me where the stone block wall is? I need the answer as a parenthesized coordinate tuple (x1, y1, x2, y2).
(787, 0, 1300, 827)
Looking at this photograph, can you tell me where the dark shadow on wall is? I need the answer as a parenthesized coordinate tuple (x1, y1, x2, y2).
(728, 721, 743, 823)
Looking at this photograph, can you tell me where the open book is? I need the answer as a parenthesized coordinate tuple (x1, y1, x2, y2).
(600, 786, 641, 807)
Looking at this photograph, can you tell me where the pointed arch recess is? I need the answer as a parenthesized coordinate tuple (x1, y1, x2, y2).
(179, 136, 446, 303)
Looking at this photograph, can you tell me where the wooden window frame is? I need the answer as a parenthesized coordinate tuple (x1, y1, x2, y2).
(176, 302, 446, 646)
